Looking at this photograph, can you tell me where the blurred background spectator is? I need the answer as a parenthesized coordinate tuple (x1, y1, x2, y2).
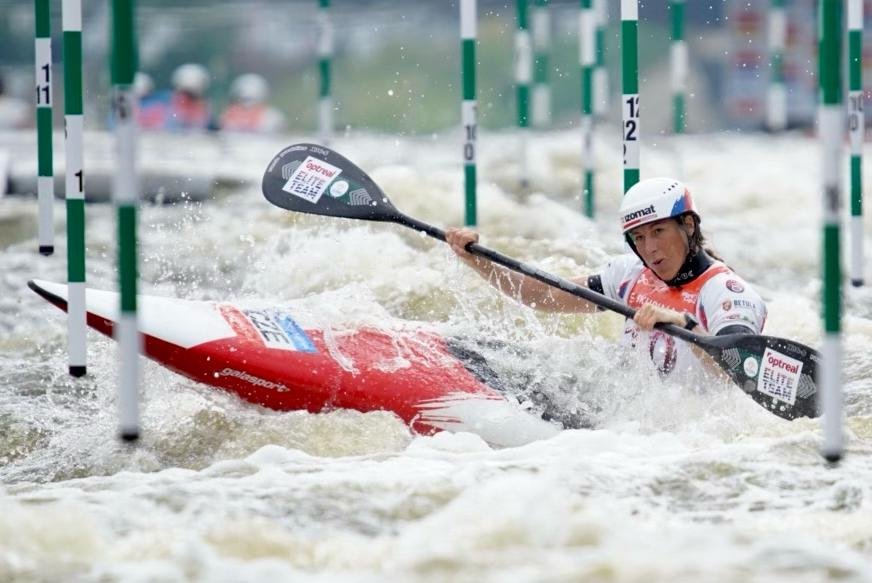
(0, 71, 31, 129)
(220, 73, 286, 133)
(165, 63, 215, 131)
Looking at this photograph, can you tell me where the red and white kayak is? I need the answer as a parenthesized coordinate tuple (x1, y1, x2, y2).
(29, 280, 560, 446)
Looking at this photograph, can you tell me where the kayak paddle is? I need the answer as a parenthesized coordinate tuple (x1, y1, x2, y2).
(261, 143, 821, 421)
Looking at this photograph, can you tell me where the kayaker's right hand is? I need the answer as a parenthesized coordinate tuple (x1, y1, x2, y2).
(445, 227, 479, 261)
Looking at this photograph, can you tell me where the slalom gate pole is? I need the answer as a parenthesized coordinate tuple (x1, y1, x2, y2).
(461, 0, 478, 226)
(516, 0, 531, 189)
(580, 0, 595, 216)
(532, 0, 551, 128)
(849, 0, 864, 287)
(767, 0, 787, 131)
(318, 0, 333, 145)
(593, 0, 608, 117)
(63, 0, 87, 378)
(111, 0, 140, 442)
(671, 0, 686, 135)
(621, 0, 639, 193)
(819, 0, 844, 463)
(34, 0, 54, 256)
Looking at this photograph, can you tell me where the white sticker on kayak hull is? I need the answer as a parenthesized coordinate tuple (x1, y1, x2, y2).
(242, 308, 316, 352)
(281, 155, 341, 204)
(757, 347, 802, 405)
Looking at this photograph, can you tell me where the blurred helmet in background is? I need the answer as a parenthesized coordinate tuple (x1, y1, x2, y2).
(133, 72, 154, 97)
(230, 73, 270, 105)
(171, 63, 210, 97)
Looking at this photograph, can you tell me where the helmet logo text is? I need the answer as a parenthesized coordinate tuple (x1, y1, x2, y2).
(622, 204, 656, 227)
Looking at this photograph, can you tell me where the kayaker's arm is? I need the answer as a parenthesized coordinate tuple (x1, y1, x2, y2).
(445, 227, 600, 313)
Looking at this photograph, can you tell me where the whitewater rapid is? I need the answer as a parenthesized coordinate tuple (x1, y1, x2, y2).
(1, 127, 872, 582)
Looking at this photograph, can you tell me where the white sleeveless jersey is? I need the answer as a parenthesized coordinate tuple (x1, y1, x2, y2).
(598, 254, 767, 376)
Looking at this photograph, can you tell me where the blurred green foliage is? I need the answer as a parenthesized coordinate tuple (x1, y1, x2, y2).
(273, 14, 667, 134)
(0, 0, 671, 133)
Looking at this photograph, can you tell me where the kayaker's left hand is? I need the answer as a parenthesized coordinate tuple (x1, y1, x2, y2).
(634, 303, 685, 330)
(445, 227, 480, 262)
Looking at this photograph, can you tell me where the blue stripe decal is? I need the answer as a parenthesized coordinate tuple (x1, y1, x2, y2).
(273, 310, 316, 353)
(618, 281, 630, 300)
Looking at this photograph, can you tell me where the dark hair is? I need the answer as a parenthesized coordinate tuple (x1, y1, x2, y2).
(678, 213, 724, 262)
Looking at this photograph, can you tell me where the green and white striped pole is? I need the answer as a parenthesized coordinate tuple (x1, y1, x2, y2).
(34, 0, 54, 256)
(580, 0, 595, 216)
(849, 0, 864, 287)
(767, 0, 787, 131)
(111, 0, 140, 442)
(593, 0, 608, 117)
(318, 0, 333, 145)
(671, 0, 686, 135)
(532, 0, 551, 128)
(621, 0, 639, 193)
(516, 0, 531, 189)
(63, 0, 87, 378)
(461, 0, 478, 226)
(819, 0, 844, 463)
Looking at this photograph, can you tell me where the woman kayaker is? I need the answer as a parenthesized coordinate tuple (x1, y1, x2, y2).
(445, 177, 767, 376)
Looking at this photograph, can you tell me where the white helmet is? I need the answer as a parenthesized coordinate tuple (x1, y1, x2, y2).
(230, 73, 270, 104)
(133, 72, 153, 97)
(171, 63, 210, 96)
(619, 177, 698, 235)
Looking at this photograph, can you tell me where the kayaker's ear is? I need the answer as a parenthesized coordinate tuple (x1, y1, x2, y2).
(680, 214, 695, 237)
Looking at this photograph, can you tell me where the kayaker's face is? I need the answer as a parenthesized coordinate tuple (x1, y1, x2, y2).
(629, 217, 692, 280)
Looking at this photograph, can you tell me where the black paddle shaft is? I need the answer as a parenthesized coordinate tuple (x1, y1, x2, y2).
(262, 143, 821, 420)
(399, 214, 686, 332)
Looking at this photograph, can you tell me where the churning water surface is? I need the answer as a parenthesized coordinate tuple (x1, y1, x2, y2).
(1, 128, 872, 582)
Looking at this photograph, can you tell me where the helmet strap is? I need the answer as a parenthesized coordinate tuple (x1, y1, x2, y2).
(662, 248, 713, 287)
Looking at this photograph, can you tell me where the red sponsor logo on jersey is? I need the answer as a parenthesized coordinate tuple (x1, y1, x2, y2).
(649, 331, 677, 375)
(725, 279, 745, 293)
